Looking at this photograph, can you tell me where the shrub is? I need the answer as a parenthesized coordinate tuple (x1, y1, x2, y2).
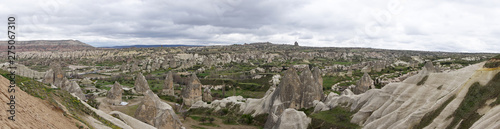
(417, 75, 428, 86)
(253, 113, 269, 127)
(239, 114, 254, 125)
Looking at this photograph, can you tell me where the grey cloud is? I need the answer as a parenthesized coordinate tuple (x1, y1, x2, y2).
(0, 0, 498, 52)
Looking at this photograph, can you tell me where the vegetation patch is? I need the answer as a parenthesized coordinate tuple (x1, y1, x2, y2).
(187, 105, 264, 128)
(322, 76, 352, 90)
(413, 95, 455, 129)
(199, 122, 219, 127)
(191, 125, 206, 129)
(447, 72, 500, 129)
(309, 107, 360, 129)
(298, 107, 314, 116)
(417, 75, 429, 86)
(437, 85, 443, 90)
(252, 113, 269, 127)
(484, 54, 500, 68)
(484, 60, 500, 68)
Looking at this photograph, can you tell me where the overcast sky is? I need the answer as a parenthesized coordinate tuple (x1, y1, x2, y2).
(1, 0, 499, 52)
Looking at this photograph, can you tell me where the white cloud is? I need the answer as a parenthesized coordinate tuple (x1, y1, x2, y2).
(0, 0, 498, 53)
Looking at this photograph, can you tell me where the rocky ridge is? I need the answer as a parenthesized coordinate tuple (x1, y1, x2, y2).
(314, 62, 500, 129)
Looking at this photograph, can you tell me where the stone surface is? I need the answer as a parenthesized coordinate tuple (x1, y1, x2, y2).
(316, 62, 500, 129)
(160, 71, 175, 96)
(264, 68, 323, 128)
(353, 72, 375, 94)
(106, 81, 123, 105)
(134, 73, 150, 94)
(202, 87, 212, 102)
(272, 108, 311, 129)
(52, 63, 66, 88)
(424, 61, 438, 73)
(42, 69, 54, 84)
(109, 111, 156, 129)
(65, 80, 87, 101)
(42, 63, 65, 88)
(135, 90, 184, 129)
(299, 67, 323, 108)
(0, 63, 45, 79)
(271, 68, 302, 112)
(80, 77, 93, 85)
(181, 74, 203, 107)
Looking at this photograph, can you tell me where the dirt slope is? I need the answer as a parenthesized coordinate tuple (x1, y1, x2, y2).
(0, 76, 78, 129)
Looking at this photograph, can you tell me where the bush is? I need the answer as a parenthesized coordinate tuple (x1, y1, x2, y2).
(253, 113, 269, 127)
(417, 75, 428, 86)
(217, 108, 229, 116)
(239, 114, 254, 125)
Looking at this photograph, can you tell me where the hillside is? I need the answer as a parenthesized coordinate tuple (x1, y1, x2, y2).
(0, 40, 94, 52)
(102, 44, 203, 48)
(313, 61, 500, 129)
(0, 76, 79, 128)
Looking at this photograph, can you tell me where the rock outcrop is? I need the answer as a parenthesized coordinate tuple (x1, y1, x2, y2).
(109, 111, 156, 129)
(0, 63, 45, 79)
(160, 71, 175, 96)
(42, 63, 65, 88)
(424, 61, 438, 73)
(315, 62, 500, 129)
(65, 81, 87, 101)
(41, 63, 86, 100)
(272, 108, 311, 129)
(299, 67, 324, 108)
(202, 87, 212, 102)
(42, 69, 54, 84)
(353, 72, 374, 94)
(264, 67, 323, 128)
(135, 90, 184, 129)
(134, 73, 150, 94)
(181, 74, 203, 107)
(106, 81, 123, 105)
(80, 77, 93, 86)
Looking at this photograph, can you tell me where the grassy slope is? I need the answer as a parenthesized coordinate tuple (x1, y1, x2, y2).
(309, 107, 360, 129)
(0, 69, 121, 129)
